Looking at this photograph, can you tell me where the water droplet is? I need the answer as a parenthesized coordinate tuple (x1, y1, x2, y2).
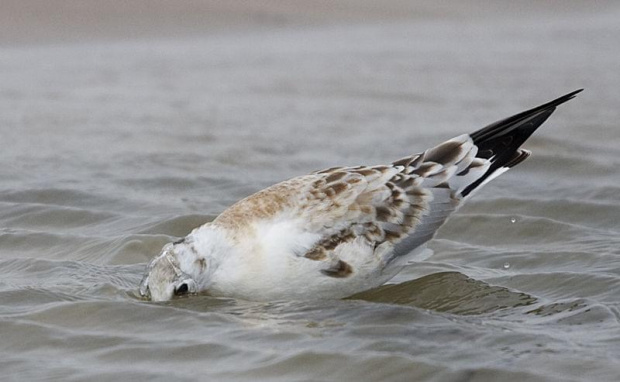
(510, 217, 517, 223)
(503, 262, 510, 269)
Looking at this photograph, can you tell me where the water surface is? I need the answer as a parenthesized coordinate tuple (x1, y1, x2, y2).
(1, 2, 620, 381)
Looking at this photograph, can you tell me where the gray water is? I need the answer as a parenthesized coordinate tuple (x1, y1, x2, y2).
(1, 2, 620, 381)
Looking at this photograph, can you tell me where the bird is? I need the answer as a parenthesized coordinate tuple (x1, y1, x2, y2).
(139, 89, 582, 302)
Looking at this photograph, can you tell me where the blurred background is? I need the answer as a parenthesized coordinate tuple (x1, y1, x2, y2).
(1, 1, 619, 381)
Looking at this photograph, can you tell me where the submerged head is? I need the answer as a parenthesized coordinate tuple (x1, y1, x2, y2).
(139, 239, 207, 301)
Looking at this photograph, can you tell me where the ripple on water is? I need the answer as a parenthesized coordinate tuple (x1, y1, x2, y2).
(1, 6, 620, 381)
(350, 272, 537, 315)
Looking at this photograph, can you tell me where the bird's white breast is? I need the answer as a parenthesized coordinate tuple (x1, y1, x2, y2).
(205, 218, 405, 301)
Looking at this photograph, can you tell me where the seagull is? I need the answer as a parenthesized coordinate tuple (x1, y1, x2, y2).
(139, 90, 582, 302)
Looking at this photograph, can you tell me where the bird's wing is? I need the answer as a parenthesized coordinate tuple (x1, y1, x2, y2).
(303, 134, 475, 270)
(214, 90, 582, 277)
(213, 134, 476, 276)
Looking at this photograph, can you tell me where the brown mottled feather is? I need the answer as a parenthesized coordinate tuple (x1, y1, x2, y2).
(213, 176, 312, 233)
(320, 260, 353, 278)
(214, 135, 476, 278)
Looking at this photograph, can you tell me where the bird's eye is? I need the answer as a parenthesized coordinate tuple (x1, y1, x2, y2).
(174, 283, 189, 296)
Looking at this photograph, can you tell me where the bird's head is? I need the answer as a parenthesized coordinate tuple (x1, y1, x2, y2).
(139, 239, 208, 302)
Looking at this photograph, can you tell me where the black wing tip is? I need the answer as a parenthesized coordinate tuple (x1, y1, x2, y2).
(460, 89, 582, 197)
(566, 88, 584, 97)
(470, 89, 583, 143)
(545, 88, 583, 108)
(505, 149, 531, 169)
